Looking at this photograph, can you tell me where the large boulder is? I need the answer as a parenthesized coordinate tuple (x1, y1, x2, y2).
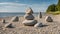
(24, 14, 34, 20)
(22, 20, 37, 26)
(45, 16, 53, 22)
(11, 16, 19, 22)
(34, 23, 43, 27)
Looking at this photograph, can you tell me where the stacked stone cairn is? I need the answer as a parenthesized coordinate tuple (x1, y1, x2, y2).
(45, 16, 53, 22)
(22, 8, 37, 26)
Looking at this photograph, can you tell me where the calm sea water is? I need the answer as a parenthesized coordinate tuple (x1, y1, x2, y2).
(0, 12, 45, 18)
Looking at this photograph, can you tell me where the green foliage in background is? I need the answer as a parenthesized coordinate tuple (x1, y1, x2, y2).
(46, 0, 60, 15)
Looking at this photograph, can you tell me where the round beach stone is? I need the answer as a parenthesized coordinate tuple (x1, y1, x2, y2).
(45, 16, 53, 22)
(24, 14, 34, 20)
(26, 8, 33, 14)
(11, 16, 19, 22)
(34, 23, 43, 27)
(22, 20, 37, 26)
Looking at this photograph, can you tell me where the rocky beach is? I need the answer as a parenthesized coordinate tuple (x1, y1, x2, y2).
(0, 14, 60, 34)
(0, 0, 59, 34)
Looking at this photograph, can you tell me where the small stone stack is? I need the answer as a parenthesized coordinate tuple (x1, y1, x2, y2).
(38, 12, 42, 18)
(22, 8, 37, 26)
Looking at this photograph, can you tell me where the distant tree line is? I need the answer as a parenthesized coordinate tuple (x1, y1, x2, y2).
(46, 0, 60, 12)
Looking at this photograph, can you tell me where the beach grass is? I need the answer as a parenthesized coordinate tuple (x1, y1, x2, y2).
(46, 11, 60, 15)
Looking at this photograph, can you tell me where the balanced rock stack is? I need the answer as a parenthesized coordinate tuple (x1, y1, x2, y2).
(22, 8, 37, 26)
(45, 16, 53, 22)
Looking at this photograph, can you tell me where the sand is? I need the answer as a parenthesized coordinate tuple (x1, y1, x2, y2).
(0, 15, 60, 34)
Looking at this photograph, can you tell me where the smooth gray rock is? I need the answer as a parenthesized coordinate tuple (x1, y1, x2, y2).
(45, 16, 53, 22)
(24, 14, 34, 20)
(39, 12, 42, 18)
(4, 23, 14, 28)
(11, 16, 19, 22)
(34, 23, 43, 27)
(22, 20, 37, 26)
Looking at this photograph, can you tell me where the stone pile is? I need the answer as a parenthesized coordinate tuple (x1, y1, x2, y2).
(22, 8, 37, 26)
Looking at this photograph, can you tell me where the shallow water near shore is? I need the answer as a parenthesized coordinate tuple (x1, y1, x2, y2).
(0, 12, 46, 18)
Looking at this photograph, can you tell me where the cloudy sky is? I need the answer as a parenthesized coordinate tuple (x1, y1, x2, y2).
(0, 0, 58, 12)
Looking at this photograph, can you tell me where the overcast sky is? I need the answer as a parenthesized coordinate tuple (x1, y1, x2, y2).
(0, 0, 58, 12)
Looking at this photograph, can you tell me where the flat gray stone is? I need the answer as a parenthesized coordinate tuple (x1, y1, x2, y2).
(22, 20, 37, 26)
(4, 23, 14, 28)
(45, 16, 53, 22)
(24, 14, 34, 20)
(11, 16, 19, 22)
(34, 23, 43, 27)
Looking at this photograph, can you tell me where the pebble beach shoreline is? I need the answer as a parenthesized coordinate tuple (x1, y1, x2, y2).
(0, 14, 60, 34)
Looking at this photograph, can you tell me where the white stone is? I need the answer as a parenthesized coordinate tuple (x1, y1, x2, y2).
(34, 23, 43, 27)
(22, 20, 37, 26)
(45, 16, 53, 22)
(26, 8, 33, 14)
(11, 16, 19, 22)
(24, 14, 34, 20)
